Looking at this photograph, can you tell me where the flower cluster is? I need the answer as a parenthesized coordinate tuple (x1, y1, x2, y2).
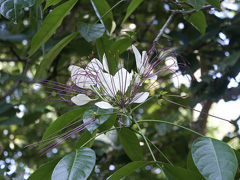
(68, 44, 184, 110)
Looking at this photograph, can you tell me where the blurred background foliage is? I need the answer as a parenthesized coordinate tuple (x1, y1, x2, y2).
(0, 0, 240, 179)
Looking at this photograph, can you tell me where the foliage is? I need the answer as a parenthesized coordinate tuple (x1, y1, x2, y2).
(0, 0, 240, 179)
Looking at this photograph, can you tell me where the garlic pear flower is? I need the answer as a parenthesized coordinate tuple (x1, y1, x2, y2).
(68, 54, 149, 109)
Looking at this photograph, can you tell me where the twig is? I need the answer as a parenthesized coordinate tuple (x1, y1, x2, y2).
(170, 5, 212, 16)
(153, 12, 175, 43)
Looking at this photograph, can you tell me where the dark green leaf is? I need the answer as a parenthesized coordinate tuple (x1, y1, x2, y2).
(44, 0, 63, 10)
(163, 163, 205, 180)
(52, 147, 96, 180)
(0, 0, 38, 23)
(40, 108, 86, 146)
(77, 22, 105, 42)
(98, 113, 116, 132)
(122, 0, 143, 24)
(206, 0, 221, 10)
(83, 105, 113, 134)
(187, 0, 206, 11)
(108, 161, 151, 180)
(72, 130, 97, 150)
(234, 149, 240, 168)
(119, 128, 143, 161)
(192, 137, 238, 180)
(90, 0, 113, 32)
(0, 116, 23, 126)
(187, 150, 204, 178)
(187, 11, 207, 35)
(0, 29, 32, 41)
(29, 0, 78, 56)
(35, 32, 78, 78)
(28, 158, 61, 180)
(219, 51, 240, 71)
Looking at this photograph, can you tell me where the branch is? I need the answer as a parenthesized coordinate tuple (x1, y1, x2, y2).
(154, 12, 175, 43)
(170, 5, 212, 16)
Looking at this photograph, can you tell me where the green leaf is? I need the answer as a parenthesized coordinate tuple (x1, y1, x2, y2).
(206, 0, 221, 10)
(98, 113, 116, 132)
(191, 137, 238, 180)
(40, 108, 86, 146)
(90, 0, 113, 32)
(29, 0, 78, 57)
(108, 161, 151, 180)
(0, 0, 38, 23)
(187, 11, 206, 35)
(28, 158, 61, 180)
(72, 130, 97, 150)
(122, 0, 143, 24)
(0, 116, 23, 126)
(0, 29, 32, 41)
(234, 149, 240, 168)
(52, 147, 96, 180)
(96, 34, 132, 74)
(77, 22, 105, 42)
(187, 151, 204, 178)
(83, 105, 113, 134)
(44, 0, 63, 10)
(163, 163, 205, 180)
(186, 0, 206, 11)
(119, 128, 143, 161)
(35, 32, 78, 78)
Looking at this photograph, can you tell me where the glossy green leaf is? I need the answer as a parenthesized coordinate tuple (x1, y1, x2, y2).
(163, 163, 205, 180)
(119, 128, 143, 161)
(40, 108, 86, 146)
(98, 113, 116, 132)
(187, 11, 206, 35)
(192, 137, 238, 180)
(72, 130, 97, 150)
(77, 22, 105, 42)
(44, 0, 63, 10)
(28, 158, 61, 180)
(83, 105, 113, 134)
(187, 0, 206, 11)
(108, 161, 151, 180)
(52, 147, 96, 180)
(122, 0, 143, 24)
(35, 32, 78, 78)
(0, 0, 38, 23)
(206, 0, 220, 10)
(90, 0, 113, 32)
(29, 0, 78, 57)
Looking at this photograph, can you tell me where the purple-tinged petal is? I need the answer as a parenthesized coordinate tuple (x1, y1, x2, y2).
(95, 101, 113, 109)
(131, 92, 149, 103)
(71, 94, 94, 106)
(132, 45, 142, 73)
(148, 74, 157, 81)
(114, 68, 132, 94)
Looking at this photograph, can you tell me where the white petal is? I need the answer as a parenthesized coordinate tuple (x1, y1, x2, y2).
(98, 72, 116, 97)
(132, 45, 142, 73)
(86, 58, 103, 74)
(71, 94, 93, 106)
(102, 54, 109, 73)
(114, 68, 132, 94)
(148, 75, 157, 81)
(131, 92, 149, 103)
(95, 101, 113, 109)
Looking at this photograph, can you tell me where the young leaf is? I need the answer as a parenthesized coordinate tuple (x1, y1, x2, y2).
(187, 0, 206, 11)
(40, 107, 87, 146)
(187, 11, 207, 35)
(52, 147, 96, 180)
(191, 137, 238, 180)
(122, 0, 143, 24)
(90, 0, 113, 32)
(72, 130, 97, 150)
(0, 0, 38, 23)
(119, 128, 143, 161)
(28, 158, 61, 180)
(77, 22, 105, 42)
(35, 32, 78, 78)
(28, 0, 78, 57)
(83, 105, 113, 133)
(206, 0, 221, 10)
(163, 163, 205, 180)
(108, 161, 152, 180)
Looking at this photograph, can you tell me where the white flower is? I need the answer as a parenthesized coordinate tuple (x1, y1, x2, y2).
(132, 45, 157, 81)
